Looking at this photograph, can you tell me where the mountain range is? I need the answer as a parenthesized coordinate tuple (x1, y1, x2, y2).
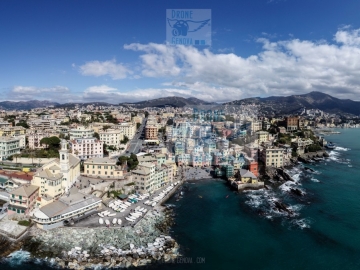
(120, 96, 215, 108)
(225, 91, 360, 116)
(0, 92, 359, 116)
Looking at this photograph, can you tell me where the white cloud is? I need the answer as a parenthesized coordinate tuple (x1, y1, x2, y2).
(123, 27, 360, 101)
(79, 59, 131, 80)
(7, 86, 75, 102)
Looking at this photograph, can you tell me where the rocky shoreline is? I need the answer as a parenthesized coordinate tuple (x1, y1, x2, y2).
(18, 208, 179, 269)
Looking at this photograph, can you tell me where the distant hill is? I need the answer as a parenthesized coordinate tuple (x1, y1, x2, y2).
(54, 102, 112, 109)
(0, 100, 59, 110)
(120, 96, 215, 108)
(226, 91, 360, 116)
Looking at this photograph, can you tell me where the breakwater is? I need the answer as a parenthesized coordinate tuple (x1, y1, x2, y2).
(22, 209, 179, 269)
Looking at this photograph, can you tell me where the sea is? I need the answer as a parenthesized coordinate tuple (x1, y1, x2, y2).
(2, 128, 360, 270)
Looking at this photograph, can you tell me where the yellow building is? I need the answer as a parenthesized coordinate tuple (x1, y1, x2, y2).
(84, 157, 124, 178)
(256, 131, 269, 143)
(0, 126, 26, 137)
(31, 140, 81, 207)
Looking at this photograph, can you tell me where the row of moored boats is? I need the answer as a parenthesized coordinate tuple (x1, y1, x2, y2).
(144, 182, 179, 207)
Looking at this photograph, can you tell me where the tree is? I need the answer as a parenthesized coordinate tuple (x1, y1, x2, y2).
(136, 123, 141, 129)
(166, 119, 174, 126)
(120, 136, 129, 144)
(40, 136, 61, 149)
(103, 125, 111, 131)
(93, 132, 100, 140)
(16, 121, 29, 129)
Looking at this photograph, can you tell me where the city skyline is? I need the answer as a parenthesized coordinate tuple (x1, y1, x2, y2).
(1, 0, 360, 103)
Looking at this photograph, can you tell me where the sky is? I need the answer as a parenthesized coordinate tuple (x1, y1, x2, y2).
(1, 0, 360, 103)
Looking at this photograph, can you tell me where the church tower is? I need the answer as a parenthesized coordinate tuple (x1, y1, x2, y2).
(59, 139, 71, 191)
(59, 139, 70, 172)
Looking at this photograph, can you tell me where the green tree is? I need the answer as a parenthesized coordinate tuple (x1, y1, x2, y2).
(40, 136, 61, 149)
(16, 121, 29, 129)
(93, 132, 100, 140)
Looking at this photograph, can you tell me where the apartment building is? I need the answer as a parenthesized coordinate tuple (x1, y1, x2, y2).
(28, 132, 59, 149)
(262, 147, 284, 168)
(0, 126, 26, 137)
(70, 137, 103, 160)
(7, 185, 39, 216)
(145, 125, 158, 140)
(69, 126, 94, 140)
(285, 116, 299, 131)
(250, 121, 262, 133)
(84, 157, 124, 178)
(99, 129, 124, 147)
(256, 131, 269, 143)
(116, 122, 136, 139)
(133, 162, 173, 193)
(0, 137, 21, 161)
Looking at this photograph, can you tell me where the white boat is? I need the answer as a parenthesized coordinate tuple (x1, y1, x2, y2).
(117, 219, 122, 225)
(151, 202, 156, 207)
(120, 209, 125, 212)
(105, 219, 110, 225)
(108, 213, 116, 217)
(98, 213, 104, 217)
(126, 217, 135, 222)
(112, 218, 117, 224)
(99, 218, 104, 225)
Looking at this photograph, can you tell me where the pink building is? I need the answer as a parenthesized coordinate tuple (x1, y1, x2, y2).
(8, 185, 39, 216)
(28, 132, 59, 149)
(70, 137, 103, 160)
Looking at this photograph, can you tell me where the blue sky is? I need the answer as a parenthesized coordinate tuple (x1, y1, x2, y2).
(1, 0, 360, 103)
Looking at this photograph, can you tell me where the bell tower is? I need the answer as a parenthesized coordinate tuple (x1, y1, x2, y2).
(59, 139, 70, 173)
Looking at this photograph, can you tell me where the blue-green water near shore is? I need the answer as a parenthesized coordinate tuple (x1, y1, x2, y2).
(2, 128, 360, 270)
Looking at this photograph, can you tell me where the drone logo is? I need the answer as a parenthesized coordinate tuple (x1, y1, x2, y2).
(167, 18, 210, 37)
(166, 9, 212, 46)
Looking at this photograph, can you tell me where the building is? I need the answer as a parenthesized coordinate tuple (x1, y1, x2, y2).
(133, 162, 173, 193)
(99, 129, 124, 147)
(262, 147, 284, 168)
(256, 131, 269, 143)
(32, 187, 102, 230)
(7, 185, 39, 216)
(116, 122, 136, 139)
(28, 132, 59, 149)
(145, 125, 158, 140)
(0, 136, 21, 161)
(285, 116, 299, 131)
(70, 137, 103, 160)
(31, 140, 81, 207)
(69, 126, 94, 140)
(0, 126, 26, 137)
(84, 157, 124, 178)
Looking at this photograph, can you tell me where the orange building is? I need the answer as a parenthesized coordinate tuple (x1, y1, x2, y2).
(249, 161, 259, 177)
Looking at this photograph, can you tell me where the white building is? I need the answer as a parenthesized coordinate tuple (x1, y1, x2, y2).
(0, 137, 21, 161)
(69, 126, 94, 140)
(99, 129, 124, 147)
(69, 137, 103, 160)
(116, 122, 136, 139)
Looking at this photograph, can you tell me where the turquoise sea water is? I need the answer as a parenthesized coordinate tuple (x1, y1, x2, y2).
(2, 128, 360, 270)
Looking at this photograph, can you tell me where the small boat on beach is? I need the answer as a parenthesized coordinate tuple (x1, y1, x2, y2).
(99, 218, 104, 225)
